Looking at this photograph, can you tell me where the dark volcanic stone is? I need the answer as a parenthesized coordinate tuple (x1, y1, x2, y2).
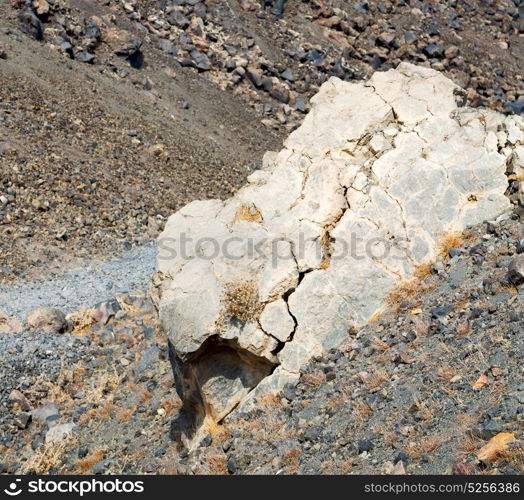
(504, 101, 524, 115)
(424, 43, 445, 58)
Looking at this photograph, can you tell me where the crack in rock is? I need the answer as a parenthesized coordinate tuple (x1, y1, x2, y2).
(153, 63, 522, 443)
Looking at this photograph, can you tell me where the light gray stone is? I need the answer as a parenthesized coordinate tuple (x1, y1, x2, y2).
(154, 63, 518, 424)
(45, 423, 76, 445)
(259, 299, 295, 342)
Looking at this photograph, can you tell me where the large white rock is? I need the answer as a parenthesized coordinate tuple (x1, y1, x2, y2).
(154, 63, 521, 422)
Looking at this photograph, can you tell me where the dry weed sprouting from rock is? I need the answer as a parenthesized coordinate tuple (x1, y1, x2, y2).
(234, 204, 262, 223)
(257, 393, 284, 410)
(414, 261, 434, 279)
(221, 280, 263, 324)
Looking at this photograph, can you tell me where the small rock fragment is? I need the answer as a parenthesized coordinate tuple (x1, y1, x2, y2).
(507, 255, 524, 285)
(27, 307, 68, 333)
(9, 390, 31, 411)
(477, 433, 515, 463)
(45, 423, 76, 445)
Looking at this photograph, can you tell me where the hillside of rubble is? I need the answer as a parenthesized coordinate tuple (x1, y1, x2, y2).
(0, 0, 524, 477)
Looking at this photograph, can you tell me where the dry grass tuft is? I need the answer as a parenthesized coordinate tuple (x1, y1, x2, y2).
(494, 445, 524, 472)
(457, 413, 481, 427)
(21, 440, 69, 474)
(456, 433, 484, 459)
(413, 317, 430, 339)
(137, 387, 153, 404)
(439, 233, 463, 258)
(414, 262, 433, 279)
(319, 457, 354, 474)
(337, 457, 354, 473)
(415, 400, 437, 421)
(160, 399, 178, 416)
(353, 401, 373, 425)
(301, 371, 325, 389)
(221, 280, 263, 324)
(408, 436, 441, 460)
(93, 402, 117, 422)
(456, 320, 472, 338)
(203, 417, 232, 444)
(259, 393, 284, 409)
(206, 452, 228, 475)
(90, 372, 121, 400)
(118, 407, 135, 423)
(69, 308, 96, 336)
(76, 449, 105, 473)
(241, 412, 286, 443)
(366, 371, 388, 391)
(33, 379, 72, 407)
(371, 337, 390, 351)
(281, 447, 302, 468)
(319, 226, 333, 270)
(387, 280, 436, 311)
(235, 204, 262, 223)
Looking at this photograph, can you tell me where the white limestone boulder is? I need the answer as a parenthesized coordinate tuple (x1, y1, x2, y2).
(154, 63, 521, 424)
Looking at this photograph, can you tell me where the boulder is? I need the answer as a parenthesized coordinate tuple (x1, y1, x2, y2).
(32, 0, 49, 17)
(154, 63, 519, 435)
(105, 28, 141, 57)
(27, 307, 68, 333)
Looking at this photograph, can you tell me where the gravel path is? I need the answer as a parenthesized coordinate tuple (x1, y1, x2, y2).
(0, 245, 157, 320)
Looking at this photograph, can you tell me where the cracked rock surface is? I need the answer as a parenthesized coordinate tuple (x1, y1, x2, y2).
(154, 63, 522, 424)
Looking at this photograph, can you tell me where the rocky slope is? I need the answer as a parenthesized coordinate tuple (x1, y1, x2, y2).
(220, 216, 524, 475)
(0, 0, 282, 280)
(1, 0, 524, 477)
